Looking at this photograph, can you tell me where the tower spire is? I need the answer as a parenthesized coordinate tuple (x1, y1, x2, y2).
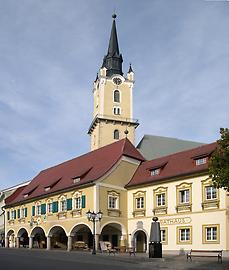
(102, 14, 123, 77)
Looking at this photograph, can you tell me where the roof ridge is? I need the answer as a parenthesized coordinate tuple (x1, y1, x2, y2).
(145, 141, 217, 163)
(39, 138, 127, 174)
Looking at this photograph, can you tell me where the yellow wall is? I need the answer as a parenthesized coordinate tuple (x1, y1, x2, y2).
(90, 72, 137, 151)
(127, 175, 228, 251)
(5, 185, 94, 237)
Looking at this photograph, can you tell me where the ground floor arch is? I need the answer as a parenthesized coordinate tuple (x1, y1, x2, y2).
(100, 222, 127, 250)
(6, 230, 15, 248)
(70, 224, 93, 250)
(48, 226, 67, 250)
(133, 230, 147, 253)
(17, 228, 29, 248)
(30, 227, 46, 249)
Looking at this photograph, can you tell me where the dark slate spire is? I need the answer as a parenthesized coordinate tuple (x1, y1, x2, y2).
(102, 14, 123, 77)
(128, 63, 133, 73)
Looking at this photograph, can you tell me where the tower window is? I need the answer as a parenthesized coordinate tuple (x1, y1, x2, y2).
(114, 90, 120, 103)
(114, 130, 119, 140)
(113, 106, 121, 115)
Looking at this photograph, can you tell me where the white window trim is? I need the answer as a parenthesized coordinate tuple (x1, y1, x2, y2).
(113, 106, 121, 115)
(157, 193, 165, 207)
(196, 157, 207, 166)
(136, 197, 144, 209)
(205, 186, 217, 200)
(113, 89, 121, 103)
(108, 195, 119, 210)
(179, 189, 190, 204)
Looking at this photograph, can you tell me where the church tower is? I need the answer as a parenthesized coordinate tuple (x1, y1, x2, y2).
(88, 14, 139, 151)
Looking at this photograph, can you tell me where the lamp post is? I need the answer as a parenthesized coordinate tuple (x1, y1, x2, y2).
(86, 210, 103, 255)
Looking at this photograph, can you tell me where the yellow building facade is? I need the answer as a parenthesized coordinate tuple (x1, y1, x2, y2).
(4, 15, 229, 254)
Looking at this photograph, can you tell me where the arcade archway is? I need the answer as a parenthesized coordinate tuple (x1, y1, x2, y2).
(30, 227, 46, 248)
(48, 226, 67, 250)
(70, 224, 92, 250)
(17, 228, 29, 248)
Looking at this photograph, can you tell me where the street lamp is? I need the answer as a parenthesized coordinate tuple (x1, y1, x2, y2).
(86, 210, 103, 255)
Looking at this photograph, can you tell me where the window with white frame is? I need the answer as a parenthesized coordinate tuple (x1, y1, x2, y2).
(113, 90, 120, 103)
(206, 227, 217, 241)
(205, 186, 217, 200)
(36, 204, 41, 215)
(136, 197, 144, 209)
(114, 129, 119, 140)
(179, 189, 190, 204)
(47, 202, 53, 213)
(157, 193, 165, 206)
(108, 196, 118, 209)
(113, 106, 121, 115)
(107, 191, 119, 210)
(203, 224, 219, 243)
(74, 196, 82, 209)
(60, 198, 67, 212)
(21, 208, 26, 218)
(179, 228, 190, 242)
(195, 157, 207, 166)
(161, 229, 166, 242)
(11, 210, 16, 220)
(151, 168, 160, 176)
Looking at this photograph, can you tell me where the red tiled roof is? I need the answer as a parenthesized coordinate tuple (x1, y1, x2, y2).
(5, 185, 28, 205)
(126, 142, 217, 188)
(6, 138, 144, 206)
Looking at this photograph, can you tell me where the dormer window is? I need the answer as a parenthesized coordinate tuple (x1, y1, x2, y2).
(73, 177, 80, 184)
(151, 168, 160, 176)
(196, 157, 207, 166)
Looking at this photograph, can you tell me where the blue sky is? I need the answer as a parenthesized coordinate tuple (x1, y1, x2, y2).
(0, 0, 228, 189)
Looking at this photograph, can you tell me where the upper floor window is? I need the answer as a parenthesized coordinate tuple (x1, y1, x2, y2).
(113, 106, 121, 115)
(47, 201, 53, 214)
(205, 186, 217, 200)
(157, 193, 165, 207)
(74, 196, 82, 209)
(179, 189, 190, 204)
(153, 186, 168, 215)
(136, 197, 144, 209)
(114, 129, 119, 140)
(108, 196, 118, 209)
(114, 90, 120, 103)
(21, 208, 27, 218)
(107, 191, 119, 210)
(59, 197, 67, 212)
(196, 157, 207, 166)
(151, 169, 160, 176)
(37, 205, 41, 215)
(11, 210, 16, 220)
(73, 191, 82, 210)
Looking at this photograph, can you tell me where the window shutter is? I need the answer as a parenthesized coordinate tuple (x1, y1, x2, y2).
(82, 195, 86, 208)
(41, 203, 46, 215)
(7, 211, 10, 220)
(67, 198, 72, 210)
(52, 201, 58, 213)
(32, 205, 35, 216)
(17, 209, 20, 219)
(25, 208, 28, 217)
(14, 210, 16, 219)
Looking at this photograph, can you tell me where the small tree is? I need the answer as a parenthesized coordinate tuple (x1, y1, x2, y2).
(209, 128, 229, 192)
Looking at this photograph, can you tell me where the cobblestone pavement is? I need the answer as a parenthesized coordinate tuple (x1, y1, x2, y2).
(0, 248, 228, 270)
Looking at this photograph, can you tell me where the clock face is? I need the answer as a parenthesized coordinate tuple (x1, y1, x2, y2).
(113, 77, 122, 85)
